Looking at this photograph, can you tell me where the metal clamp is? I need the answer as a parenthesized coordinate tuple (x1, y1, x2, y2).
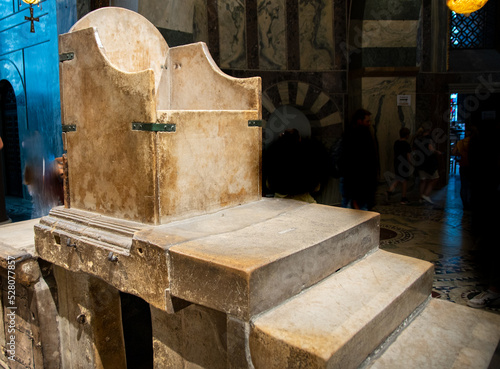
(107, 252, 118, 262)
(248, 120, 263, 127)
(59, 52, 75, 62)
(132, 122, 176, 132)
(62, 124, 77, 132)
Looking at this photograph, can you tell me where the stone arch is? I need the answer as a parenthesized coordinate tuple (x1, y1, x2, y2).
(262, 80, 344, 205)
(262, 80, 344, 150)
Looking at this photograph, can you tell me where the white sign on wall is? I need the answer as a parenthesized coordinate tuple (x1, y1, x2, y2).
(397, 95, 411, 106)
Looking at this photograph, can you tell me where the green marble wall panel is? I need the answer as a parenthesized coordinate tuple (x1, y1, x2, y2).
(360, 0, 421, 20)
(298, 0, 334, 70)
(193, 0, 209, 43)
(139, 0, 196, 34)
(362, 20, 419, 48)
(219, 0, 247, 69)
(351, 48, 417, 68)
(258, 0, 286, 70)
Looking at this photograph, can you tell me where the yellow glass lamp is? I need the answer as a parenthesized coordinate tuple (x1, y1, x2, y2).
(447, 0, 488, 15)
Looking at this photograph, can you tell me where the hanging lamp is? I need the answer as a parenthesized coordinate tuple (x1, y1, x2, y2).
(447, 0, 488, 15)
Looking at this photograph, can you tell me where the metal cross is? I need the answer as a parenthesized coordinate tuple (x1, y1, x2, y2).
(24, 6, 39, 33)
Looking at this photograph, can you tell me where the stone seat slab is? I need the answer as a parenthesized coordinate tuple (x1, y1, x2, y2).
(249, 249, 434, 369)
(166, 198, 380, 319)
(35, 199, 379, 317)
(0, 218, 42, 285)
(365, 298, 500, 369)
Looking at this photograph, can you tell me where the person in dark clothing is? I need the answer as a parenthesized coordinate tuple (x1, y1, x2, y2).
(264, 129, 329, 203)
(386, 127, 412, 204)
(413, 123, 441, 204)
(452, 126, 474, 210)
(467, 120, 500, 308)
(340, 109, 379, 210)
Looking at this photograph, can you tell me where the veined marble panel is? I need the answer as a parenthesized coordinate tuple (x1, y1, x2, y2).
(361, 77, 416, 179)
(298, 0, 334, 70)
(362, 20, 419, 48)
(219, 0, 247, 69)
(139, 0, 196, 33)
(258, 0, 286, 70)
(193, 0, 209, 43)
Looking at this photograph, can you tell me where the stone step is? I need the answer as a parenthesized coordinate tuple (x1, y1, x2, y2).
(167, 198, 380, 320)
(364, 298, 500, 369)
(249, 249, 434, 369)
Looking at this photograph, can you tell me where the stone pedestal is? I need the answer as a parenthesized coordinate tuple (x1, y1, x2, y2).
(27, 7, 500, 369)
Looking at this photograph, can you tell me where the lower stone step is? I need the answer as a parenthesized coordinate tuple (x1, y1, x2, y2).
(364, 298, 500, 369)
(249, 249, 434, 369)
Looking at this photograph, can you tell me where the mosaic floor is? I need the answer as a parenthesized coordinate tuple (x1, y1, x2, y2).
(3, 173, 499, 313)
(375, 173, 500, 314)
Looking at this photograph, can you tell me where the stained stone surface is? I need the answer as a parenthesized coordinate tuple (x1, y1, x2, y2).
(168, 199, 380, 319)
(35, 198, 380, 318)
(59, 7, 261, 225)
(366, 298, 500, 369)
(249, 249, 434, 369)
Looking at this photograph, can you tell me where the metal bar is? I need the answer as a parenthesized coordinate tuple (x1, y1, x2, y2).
(248, 120, 263, 127)
(62, 124, 76, 132)
(59, 52, 75, 62)
(132, 122, 176, 132)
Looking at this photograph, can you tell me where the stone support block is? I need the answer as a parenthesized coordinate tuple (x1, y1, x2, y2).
(53, 266, 126, 369)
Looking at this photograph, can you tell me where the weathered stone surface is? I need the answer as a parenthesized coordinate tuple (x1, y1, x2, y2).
(366, 298, 500, 369)
(60, 7, 262, 225)
(0, 219, 39, 254)
(165, 42, 261, 111)
(60, 25, 158, 224)
(249, 250, 434, 369)
(54, 266, 126, 369)
(156, 110, 262, 223)
(34, 198, 379, 321)
(35, 207, 170, 311)
(168, 198, 380, 319)
(151, 304, 228, 369)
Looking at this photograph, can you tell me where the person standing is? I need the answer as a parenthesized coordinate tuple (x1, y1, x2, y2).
(452, 127, 473, 210)
(386, 127, 412, 204)
(413, 123, 441, 204)
(340, 109, 379, 210)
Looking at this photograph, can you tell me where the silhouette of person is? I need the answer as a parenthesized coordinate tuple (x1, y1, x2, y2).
(452, 126, 474, 210)
(413, 123, 441, 204)
(340, 109, 379, 210)
(264, 129, 328, 203)
(467, 119, 500, 308)
(386, 127, 412, 204)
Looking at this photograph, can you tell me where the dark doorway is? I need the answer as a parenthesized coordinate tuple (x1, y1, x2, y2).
(120, 292, 154, 369)
(0, 80, 23, 197)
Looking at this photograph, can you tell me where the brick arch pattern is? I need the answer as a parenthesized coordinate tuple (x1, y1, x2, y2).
(262, 80, 344, 149)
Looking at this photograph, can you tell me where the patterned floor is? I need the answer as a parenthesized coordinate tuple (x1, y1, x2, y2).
(3, 173, 499, 313)
(375, 173, 500, 314)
